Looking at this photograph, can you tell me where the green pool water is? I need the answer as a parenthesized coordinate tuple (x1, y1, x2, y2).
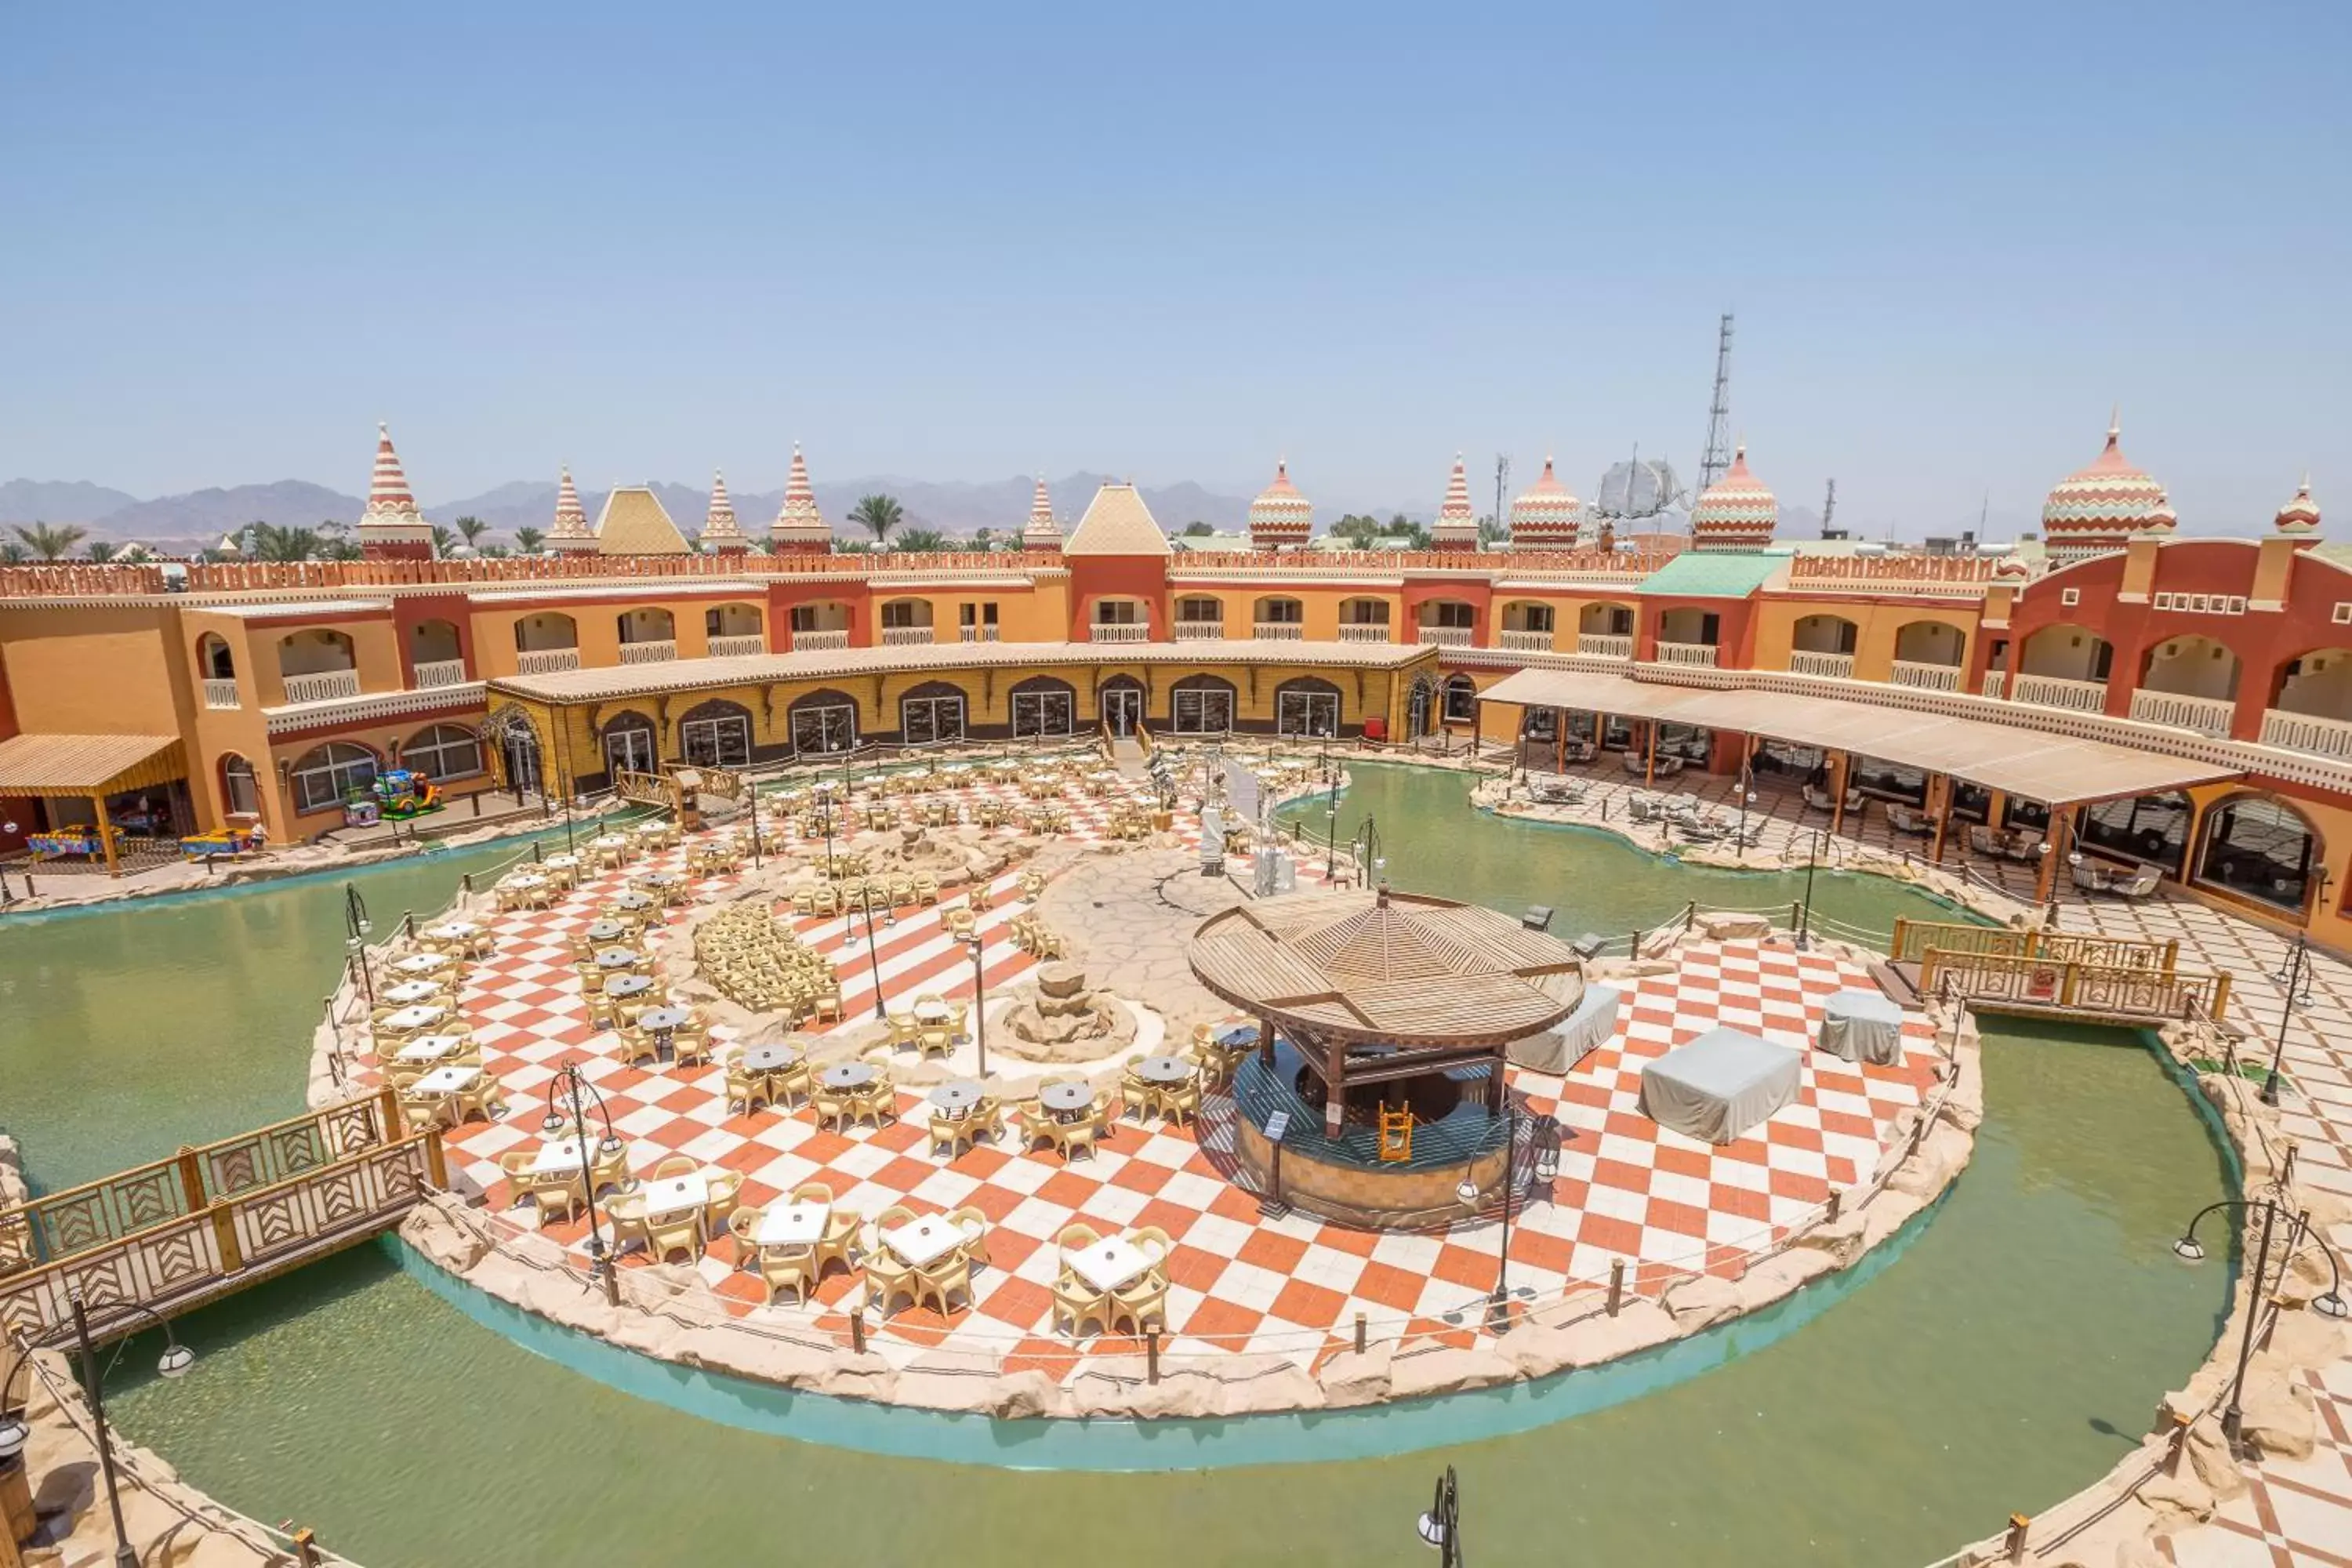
(0, 776, 2235, 1567)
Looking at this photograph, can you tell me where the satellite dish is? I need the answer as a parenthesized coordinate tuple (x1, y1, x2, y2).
(1595, 458, 1682, 520)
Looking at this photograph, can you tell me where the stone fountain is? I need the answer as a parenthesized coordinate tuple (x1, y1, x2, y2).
(996, 961, 1139, 1064)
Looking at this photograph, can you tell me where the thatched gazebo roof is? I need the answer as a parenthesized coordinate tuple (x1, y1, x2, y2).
(1188, 887, 1585, 1047)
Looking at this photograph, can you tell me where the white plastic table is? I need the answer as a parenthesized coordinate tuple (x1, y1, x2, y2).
(380, 1004, 444, 1033)
(642, 1173, 710, 1221)
(756, 1203, 828, 1247)
(527, 1142, 585, 1178)
(913, 1000, 953, 1024)
(425, 921, 479, 942)
(392, 954, 448, 977)
(395, 1035, 466, 1064)
(1067, 1237, 1149, 1294)
(384, 980, 441, 1006)
(411, 1065, 480, 1097)
(882, 1214, 961, 1268)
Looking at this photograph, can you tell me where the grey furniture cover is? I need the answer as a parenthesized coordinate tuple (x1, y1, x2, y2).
(1817, 987, 1905, 1065)
(1508, 985, 1621, 1073)
(1639, 1027, 1802, 1144)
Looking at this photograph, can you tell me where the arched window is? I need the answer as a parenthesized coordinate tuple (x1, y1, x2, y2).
(1098, 674, 1145, 738)
(409, 619, 463, 664)
(789, 688, 858, 756)
(219, 753, 260, 817)
(1010, 675, 1076, 738)
(2195, 793, 2321, 913)
(514, 612, 579, 652)
(618, 608, 675, 646)
(481, 707, 543, 794)
(1169, 673, 1236, 734)
(401, 724, 485, 781)
(1406, 677, 1437, 739)
(289, 742, 379, 814)
(196, 633, 235, 680)
(704, 601, 764, 638)
(1443, 673, 1479, 724)
(2078, 790, 2190, 877)
(898, 680, 966, 745)
(601, 710, 659, 776)
(1253, 596, 1304, 630)
(1274, 677, 1341, 737)
(677, 699, 753, 767)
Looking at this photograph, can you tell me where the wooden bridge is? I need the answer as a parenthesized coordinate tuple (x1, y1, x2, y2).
(1886, 918, 2233, 1026)
(0, 1092, 441, 1341)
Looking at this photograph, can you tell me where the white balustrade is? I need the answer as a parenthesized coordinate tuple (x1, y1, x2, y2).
(1252, 622, 1305, 641)
(516, 648, 582, 675)
(618, 639, 678, 665)
(1889, 659, 1962, 692)
(279, 668, 360, 705)
(1576, 633, 1632, 659)
(1789, 650, 1855, 680)
(707, 633, 767, 658)
(1417, 626, 1473, 647)
(412, 658, 469, 689)
(2129, 688, 2237, 738)
(1172, 621, 1225, 641)
(201, 677, 240, 710)
(1498, 629, 1554, 652)
(879, 626, 935, 647)
(2261, 708, 2352, 760)
(1337, 623, 1392, 643)
(1655, 641, 1719, 668)
(1090, 623, 1149, 644)
(2011, 673, 2107, 713)
(792, 630, 850, 652)
(1981, 670, 2006, 699)
(957, 625, 1002, 643)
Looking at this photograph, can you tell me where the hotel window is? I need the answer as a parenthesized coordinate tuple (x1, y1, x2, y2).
(1011, 689, 1073, 737)
(401, 724, 485, 781)
(880, 601, 925, 630)
(901, 692, 966, 745)
(289, 742, 379, 814)
(957, 602, 1000, 629)
(1427, 601, 1475, 629)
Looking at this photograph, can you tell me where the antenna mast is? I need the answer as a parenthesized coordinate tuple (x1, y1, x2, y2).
(1492, 455, 1509, 549)
(1697, 312, 1735, 498)
(1820, 478, 1837, 539)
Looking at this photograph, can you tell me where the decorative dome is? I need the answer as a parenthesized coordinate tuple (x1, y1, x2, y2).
(770, 445, 831, 554)
(1020, 476, 1063, 551)
(2276, 476, 2321, 536)
(1508, 456, 1582, 549)
(354, 422, 435, 559)
(2042, 412, 2165, 563)
(701, 470, 747, 551)
(1247, 459, 1313, 549)
(2135, 489, 2178, 538)
(546, 466, 594, 552)
(1432, 453, 1479, 550)
(1690, 442, 1777, 551)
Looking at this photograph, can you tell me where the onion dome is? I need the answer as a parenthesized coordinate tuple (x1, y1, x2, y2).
(2134, 489, 2178, 539)
(1020, 476, 1063, 551)
(2276, 475, 2321, 537)
(2041, 412, 2165, 563)
(1247, 459, 1313, 550)
(700, 470, 748, 552)
(1690, 441, 1777, 551)
(770, 445, 831, 554)
(546, 466, 595, 553)
(354, 422, 435, 559)
(1432, 453, 1479, 550)
(1508, 456, 1582, 549)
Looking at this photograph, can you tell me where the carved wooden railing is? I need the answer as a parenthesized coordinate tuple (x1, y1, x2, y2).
(1889, 918, 2180, 973)
(1918, 949, 2230, 1024)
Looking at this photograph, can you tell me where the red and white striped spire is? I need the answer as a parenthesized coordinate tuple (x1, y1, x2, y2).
(771, 443, 832, 552)
(701, 469, 747, 551)
(355, 420, 434, 559)
(1022, 474, 1063, 550)
(545, 466, 594, 552)
(368, 423, 416, 510)
(1432, 452, 1479, 550)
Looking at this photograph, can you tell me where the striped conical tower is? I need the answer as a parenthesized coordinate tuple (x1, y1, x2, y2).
(355, 422, 436, 560)
(770, 445, 832, 554)
(701, 469, 748, 554)
(1432, 453, 1479, 552)
(1247, 459, 1313, 550)
(546, 466, 596, 553)
(1020, 476, 1063, 552)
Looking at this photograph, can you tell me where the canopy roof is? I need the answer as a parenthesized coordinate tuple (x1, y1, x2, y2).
(1480, 667, 2239, 806)
(0, 733, 184, 797)
(1188, 887, 1585, 1046)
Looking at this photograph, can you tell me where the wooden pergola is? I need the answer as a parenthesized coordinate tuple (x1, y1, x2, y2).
(0, 733, 186, 876)
(1188, 887, 1587, 1135)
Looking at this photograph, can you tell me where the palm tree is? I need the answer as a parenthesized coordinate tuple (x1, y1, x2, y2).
(245, 523, 324, 561)
(453, 515, 492, 550)
(431, 524, 456, 555)
(895, 527, 949, 553)
(514, 526, 546, 555)
(0, 543, 26, 563)
(86, 540, 118, 562)
(847, 494, 903, 547)
(12, 522, 87, 560)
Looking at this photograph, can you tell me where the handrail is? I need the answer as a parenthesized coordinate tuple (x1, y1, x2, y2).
(1918, 948, 2230, 1022)
(1889, 917, 2177, 972)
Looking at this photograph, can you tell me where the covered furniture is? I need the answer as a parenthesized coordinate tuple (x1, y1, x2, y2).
(1508, 984, 1620, 1073)
(1639, 1027, 1800, 1144)
(1817, 987, 1905, 1065)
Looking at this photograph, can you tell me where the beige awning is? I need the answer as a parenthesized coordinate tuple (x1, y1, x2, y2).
(1479, 667, 2239, 805)
(0, 733, 186, 797)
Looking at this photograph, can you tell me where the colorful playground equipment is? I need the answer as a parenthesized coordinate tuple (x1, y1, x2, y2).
(346, 770, 441, 827)
(27, 825, 117, 861)
(180, 825, 263, 861)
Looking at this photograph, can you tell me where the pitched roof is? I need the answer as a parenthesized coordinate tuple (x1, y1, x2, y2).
(0, 733, 184, 796)
(1636, 550, 1783, 598)
(593, 487, 692, 556)
(1062, 482, 1171, 557)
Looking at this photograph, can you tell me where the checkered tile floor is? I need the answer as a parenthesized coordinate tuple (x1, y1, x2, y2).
(360, 776, 1941, 1377)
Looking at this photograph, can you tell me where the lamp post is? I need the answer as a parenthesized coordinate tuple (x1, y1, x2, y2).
(746, 787, 764, 870)
(0, 1292, 197, 1568)
(555, 717, 579, 856)
(542, 1061, 625, 1306)
(1734, 777, 1758, 862)
(343, 881, 376, 1004)
(1796, 829, 1825, 948)
(1416, 1465, 1464, 1567)
(962, 932, 989, 1078)
(1455, 1102, 1559, 1334)
(2172, 1198, 2348, 1451)
(2263, 935, 2310, 1107)
(857, 895, 896, 1021)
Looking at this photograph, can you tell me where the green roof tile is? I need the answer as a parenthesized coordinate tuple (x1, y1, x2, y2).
(1636, 551, 1782, 598)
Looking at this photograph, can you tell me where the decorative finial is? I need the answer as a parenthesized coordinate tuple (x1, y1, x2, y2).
(2107, 405, 2122, 445)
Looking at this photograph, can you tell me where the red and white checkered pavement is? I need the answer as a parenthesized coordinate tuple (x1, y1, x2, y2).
(364, 777, 1941, 1376)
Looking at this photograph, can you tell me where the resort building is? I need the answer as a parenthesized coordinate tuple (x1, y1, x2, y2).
(0, 423, 2343, 953)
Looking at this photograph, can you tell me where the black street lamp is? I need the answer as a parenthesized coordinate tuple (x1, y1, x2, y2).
(1455, 1100, 1559, 1333)
(543, 1061, 626, 1306)
(856, 894, 897, 1021)
(2263, 936, 2310, 1107)
(1796, 829, 1826, 948)
(961, 931, 989, 1079)
(1734, 773, 1759, 862)
(2172, 1198, 2347, 1450)
(343, 881, 376, 1004)
(0, 1293, 197, 1568)
(1417, 1465, 1464, 1566)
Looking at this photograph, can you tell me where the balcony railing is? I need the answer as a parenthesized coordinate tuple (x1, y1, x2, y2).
(1981, 670, 2006, 699)
(879, 625, 936, 647)
(618, 639, 678, 665)
(1417, 626, 1474, 647)
(1576, 632, 1632, 659)
(279, 668, 361, 705)
(1498, 629, 1554, 652)
(516, 648, 581, 675)
(2129, 688, 2236, 738)
(1337, 623, 1391, 643)
(792, 629, 850, 652)
(1655, 641, 1719, 668)
(1889, 659, 1963, 692)
(1253, 622, 1305, 641)
(1789, 650, 1855, 679)
(412, 658, 469, 689)
(2010, 673, 2106, 713)
(2261, 709, 2352, 760)
(956, 625, 1001, 643)
(201, 677, 240, 710)
(1172, 622, 1225, 641)
(708, 633, 767, 658)
(1091, 623, 1149, 644)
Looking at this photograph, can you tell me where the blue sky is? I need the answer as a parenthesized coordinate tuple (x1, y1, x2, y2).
(2, 1, 2345, 535)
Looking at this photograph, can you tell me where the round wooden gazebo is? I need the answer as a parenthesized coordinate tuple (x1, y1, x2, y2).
(1189, 887, 1586, 1135)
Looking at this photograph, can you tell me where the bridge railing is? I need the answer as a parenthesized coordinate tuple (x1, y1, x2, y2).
(1918, 949, 2230, 1023)
(1889, 917, 2178, 973)
(0, 1094, 403, 1272)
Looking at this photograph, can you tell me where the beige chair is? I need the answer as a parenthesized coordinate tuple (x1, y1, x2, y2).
(949, 1206, 991, 1268)
(929, 1103, 979, 1159)
(760, 1244, 818, 1306)
(704, 1171, 743, 1236)
(726, 1206, 765, 1269)
(651, 1153, 700, 1181)
(642, 1204, 706, 1264)
(1051, 1266, 1112, 1337)
(866, 1249, 919, 1316)
(603, 1191, 649, 1256)
(1112, 1270, 1170, 1337)
(914, 1250, 972, 1316)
